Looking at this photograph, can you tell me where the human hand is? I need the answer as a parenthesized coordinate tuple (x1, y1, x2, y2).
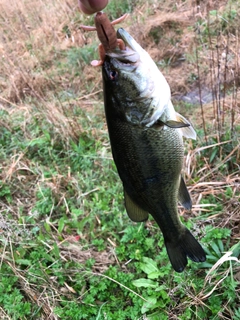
(79, 0, 109, 14)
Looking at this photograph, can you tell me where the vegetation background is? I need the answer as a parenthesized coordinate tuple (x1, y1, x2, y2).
(0, 0, 239, 319)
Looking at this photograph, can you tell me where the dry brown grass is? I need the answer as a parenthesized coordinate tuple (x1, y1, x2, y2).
(1, 0, 239, 136)
(0, 0, 87, 102)
(0, 0, 111, 142)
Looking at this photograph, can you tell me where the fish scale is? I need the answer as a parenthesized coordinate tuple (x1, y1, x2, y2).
(107, 114, 182, 218)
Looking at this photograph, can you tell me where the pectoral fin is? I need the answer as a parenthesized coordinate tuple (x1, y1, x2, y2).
(124, 190, 149, 222)
(160, 120, 190, 129)
(175, 112, 196, 140)
(154, 113, 196, 140)
(178, 176, 192, 210)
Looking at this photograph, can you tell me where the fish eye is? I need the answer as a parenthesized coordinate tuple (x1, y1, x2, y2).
(109, 70, 118, 80)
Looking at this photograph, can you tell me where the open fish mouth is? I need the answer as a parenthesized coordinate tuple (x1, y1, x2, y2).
(116, 28, 139, 52)
(105, 28, 140, 64)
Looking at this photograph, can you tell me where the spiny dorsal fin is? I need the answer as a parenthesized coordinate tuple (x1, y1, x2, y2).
(178, 176, 192, 210)
(124, 190, 149, 222)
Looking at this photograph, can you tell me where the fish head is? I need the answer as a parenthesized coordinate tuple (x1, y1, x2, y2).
(102, 28, 171, 126)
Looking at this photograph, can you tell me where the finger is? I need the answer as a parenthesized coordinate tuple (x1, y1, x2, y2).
(79, 0, 108, 14)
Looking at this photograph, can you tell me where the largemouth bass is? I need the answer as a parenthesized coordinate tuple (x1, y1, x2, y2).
(101, 27, 206, 272)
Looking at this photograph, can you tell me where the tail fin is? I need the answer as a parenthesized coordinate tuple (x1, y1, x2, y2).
(165, 228, 206, 273)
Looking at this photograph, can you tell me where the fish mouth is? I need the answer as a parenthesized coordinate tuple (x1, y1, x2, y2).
(116, 28, 139, 53)
(105, 28, 140, 64)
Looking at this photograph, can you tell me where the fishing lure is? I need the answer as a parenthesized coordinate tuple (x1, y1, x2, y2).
(81, 11, 127, 66)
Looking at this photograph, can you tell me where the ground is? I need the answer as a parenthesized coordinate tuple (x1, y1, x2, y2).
(0, 0, 239, 319)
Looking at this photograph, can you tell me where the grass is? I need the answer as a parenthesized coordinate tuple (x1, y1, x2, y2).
(0, 0, 240, 319)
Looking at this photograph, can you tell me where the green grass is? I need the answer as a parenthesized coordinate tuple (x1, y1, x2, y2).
(0, 98, 239, 319)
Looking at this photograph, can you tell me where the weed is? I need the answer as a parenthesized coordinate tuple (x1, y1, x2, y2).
(0, 182, 12, 204)
(66, 45, 98, 70)
(105, 0, 140, 20)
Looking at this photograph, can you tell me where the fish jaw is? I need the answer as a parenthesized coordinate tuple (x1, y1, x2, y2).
(103, 28, 171, 127)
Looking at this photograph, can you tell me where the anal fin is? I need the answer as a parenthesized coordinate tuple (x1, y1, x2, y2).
(124, 190, 149, 222)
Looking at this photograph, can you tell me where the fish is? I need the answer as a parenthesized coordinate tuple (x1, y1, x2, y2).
(100, 27, 206, 272)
